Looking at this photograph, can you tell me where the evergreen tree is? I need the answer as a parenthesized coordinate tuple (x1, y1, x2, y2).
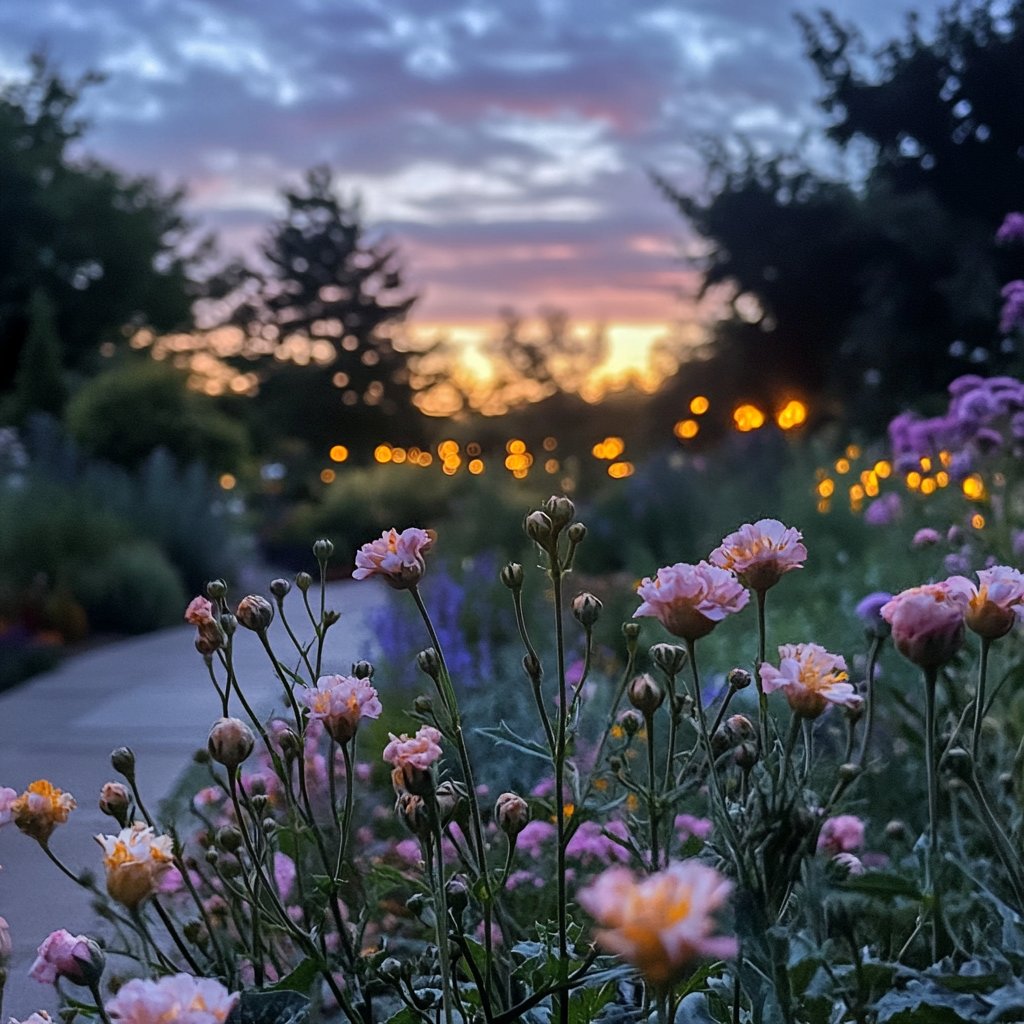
(3, 289, 67, 422)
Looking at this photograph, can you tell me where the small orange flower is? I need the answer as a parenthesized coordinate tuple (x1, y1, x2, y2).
(95, 823, 175, 908)
(12, 781, 75, 844)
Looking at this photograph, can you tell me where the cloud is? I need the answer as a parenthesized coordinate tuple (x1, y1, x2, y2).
(0, 0, 950, 322)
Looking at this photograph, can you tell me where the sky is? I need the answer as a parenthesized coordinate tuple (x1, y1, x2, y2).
(0, 0, 951, 377)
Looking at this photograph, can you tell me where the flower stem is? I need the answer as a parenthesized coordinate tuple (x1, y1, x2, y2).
(755, 589, 769, 754)
(428, 814, 454, 1024)
(923, 666, 940, 961)
(551, 564, 570, 1024)
(856, 636, 882, 768)
(972, 638, 991, 762)
(645, 710, 659, 870)
(88, 977, 114, 1024)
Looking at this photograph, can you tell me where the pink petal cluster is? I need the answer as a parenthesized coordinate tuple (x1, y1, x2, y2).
(818, 815, 865, 856)
(184, 597, 215, 625)
(635, 562, 750, 642)
(759, 643, 860, 719)
(912, 528, 942, 548)
(353, 528, 435, 589)
(566, 820, 631, 865)
(29, 930, 93, 986)
(95, 823, 175, 909)
(709, 519, 807, 592)
(675, 815, 713, 842)
(578, 860, 737, 986)
(383, 726, 443, 771)
(107, 974, 238, 1024)
(301, 675, 382, 745)
(881, 583, 967, 668)
(947, 566, 1024, 640)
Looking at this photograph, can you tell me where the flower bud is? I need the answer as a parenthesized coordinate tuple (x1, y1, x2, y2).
(609, 756, 623, 774)
(396, 792, 431, 839)
(413, 695, 434, 716)
(379, 957, 403, 984)
(650, 643, 688, 677)
(182, 921, 207, 946)
(619, 710, 642, 737)
(30, 931, 106, 988)
(524, 510, 554, 547)
(236, 594, 274, 632)
(98, 783, 131, 826)
(219, 857, 241, 878)
(885, 819, 907, 840)
(417, 648, 442, 679)
(627, 673, 664, 717)
(323, 609, 340, 626)
(622, 622, 641, 642)
(206, 579, 227, 600)
(727, 667, 752, 690)
(278, 730, 301, 761)
(838, 762, 862, 783)
(250, 794, 269, 818)
(712, 714, 755, 756)
(195, 631, 221, 657)
(295, 571, 313, 592)
(500, 562, 524, 590)
(445, 875, 470, 919)
(544, 495, 575, 531)
(495, 792, 529, 839)
(572, 593, 602, 628)
(522, 651, 542, 680)
(406, 892, 426, 917)
(269, 579, 291, 600)
(207, 718, 255, 771)
(567, 522, 587, 544)
(944, 747, 973, 781)
(216, 826, 243, 853)
(205, 850, 219, 867)
(111, 747, 136, 779)
(219, 613, 237, 636)
(352, 660, 375, 679)
(435, 780, 466, 828)
(313, 539, 335, 561)
(734, 741, 759, 772)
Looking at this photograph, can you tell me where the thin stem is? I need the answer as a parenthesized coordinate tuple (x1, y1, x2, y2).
(802, 720, 814, 782)
(710, 686, 737, 739)
(552, 565, 570, 1024)
(151, 896, 203, 973)
(856, 636, 882, 767)
(645, 710, 659, 870)
(755, 590, 769, 754)
(278, 600, 316, 680)
(428, 818, 455, 1024)
(923, 666, 939, 962)
(316, 557, 328, 678)
(973, 638, 991, 762)
(40, 842, 84, 885)
(88, 978, 114, 1024)
(335, 742, 356, 882)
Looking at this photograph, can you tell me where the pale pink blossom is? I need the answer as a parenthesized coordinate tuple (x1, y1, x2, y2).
(0, 786, 16, 827)
(383, 726, 443, 772)
(832, 852, 865, 875)
(881, 583, 967, 668)
(274, 852, 296, 899)
(353, 528, 435, 588)
(912, 528, 942, 548)
(29, 930, 96, 986)
(9, 1014, 53, 1024)
(301, 675, 382, 745)
(106, 974, 238, 1024)
(0, 916, 11, 958)
(579, 860, 737, 986)
(947, 566, 1024, 640)
(759, 643, 860, 719)
(184, 596, 215, 625)
(709, 519, 807, 592)
(635, 562, 750, 642)
(95, 824, 175, 909)
(818, 815, 865, 856)
(675, 815, 713, 842)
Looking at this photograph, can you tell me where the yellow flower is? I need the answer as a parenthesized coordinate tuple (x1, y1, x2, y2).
(95, 823, 175, 908)
(626, 793, 640, 813)
(12, 781, 75, 844)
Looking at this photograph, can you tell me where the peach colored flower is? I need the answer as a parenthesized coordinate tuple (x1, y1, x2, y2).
(881, 583, 966, 668)
(759, 643, 860, 719)
(709, 519, 807, 592)
(107, 974, 238, 1024)
(184, 597, 215, 625)
(634, 562, 749, 642)
(29, 930, 102, 986)
(95, 823, 175, 909)
(818, 815, 865, 856)
(578, 860, 737, 986)
(12, 781, 75, 844)
(384, 726, 443, 772)
(353, 527, 435, 589)
(947, 567, 1024, 640)
(301, 675, 382, 745)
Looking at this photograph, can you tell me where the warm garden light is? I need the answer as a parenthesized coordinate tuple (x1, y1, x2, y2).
(846, 444, 861, 459)
(674, 419, 699, 439)
(543, 436, 558, 451)
(466, 442, 481, 456)
(835, 458, 850, 474)
(907, 471, 922, 490)
(776, 400, 807, 429)
(920, 477, 936, 495)
(937, 471, 949, 487)
(689, 395, 709, 415)
(329, 445, 349, 462)
(939, 450, 952, 467)
(468, 458, 484, 474)
(874, 460, 891, 478)
(545, 458, 560, 473)
(219, 473, 236, 490)
(920, 456, 932, 471)
(593, 436, 625, 459)
(973, 513, 986, 529)
(374, 444, 392, 463)
(320, 468, 335, 483)
(817, 478, 834, 498)
(963, 475, 985, 499)
(391, 447, 407, 464)
(608, 461, 634, 478)
(733, 404, 764, 431)
(505, 451, 532, 472)
(438, 439, 459, 458)
(507, 439, 526, 455)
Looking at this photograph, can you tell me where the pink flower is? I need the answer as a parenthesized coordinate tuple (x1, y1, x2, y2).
(566, 821, 631, 865)
(107, 974, 238, 1024)
(832, 852, 865, 875)
(759, 643, 860, 719)
(0, 916, 10, 959)
(353, 528, 435, 588)
(9, 1015, 54, 1024)
(947, 566, 1024, 640)
(274, 852, 296, 899)
(517, 820, 556, 857)
(383, 726, 443, 772)
(635, 562, 750, 642)
(301, 675, 382, 745)
(818, 815, 865, 856)
(912, 528, 942, 548)
(709, 519, 807, 592)
(0, 786, 16, 826)
(578, 860, 737, 986)
(184, 597, 215, 625)
(29, 930, 100, 986)
(881, 583, 966, 668)
(674, 815, 713, 842)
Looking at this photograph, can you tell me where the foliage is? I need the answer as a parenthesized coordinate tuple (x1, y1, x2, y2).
(0, 55, 199, 399)
(659, 0, 1024, 434)
(65, 358, 249, 473)
(1, 289, 68, 423)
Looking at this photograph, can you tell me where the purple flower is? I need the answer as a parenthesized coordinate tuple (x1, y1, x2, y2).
(1012, 530, 1024, 558)
(865, 493, 902, 526)
(912, 528, 941, 548)
(944, 552, 971, 575)
(566, 820, 631, 865)
(856, 592, 893, 638)
(274, 852, 296, 899)
(997, 213, 1024, 245)
(674, 814, 713, 841)
(1001, 281, 1024, 335)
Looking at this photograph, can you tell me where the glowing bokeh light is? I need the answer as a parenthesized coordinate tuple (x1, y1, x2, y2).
(776, 400, 807, 430)
(329, 445, 349, 463)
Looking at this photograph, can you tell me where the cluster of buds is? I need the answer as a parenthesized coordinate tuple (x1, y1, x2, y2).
(524, 495, 580, 557)
(711, 715, 759, 769)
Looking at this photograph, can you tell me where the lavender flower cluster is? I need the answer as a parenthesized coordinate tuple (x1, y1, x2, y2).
(997, 212, 1024, 334)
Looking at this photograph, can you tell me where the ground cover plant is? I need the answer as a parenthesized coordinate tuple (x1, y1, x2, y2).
(6, 418, 1024, 1023)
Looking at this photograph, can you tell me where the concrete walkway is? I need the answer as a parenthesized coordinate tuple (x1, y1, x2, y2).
(0, 578, 387, 1020)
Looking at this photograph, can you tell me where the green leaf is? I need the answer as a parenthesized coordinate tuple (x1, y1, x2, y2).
(383, 1009, 421, 1024)
(475, 722, 551, 760)
(840, 872, 923, 902)
(569, 982, 615, 1024)
(875, 980, 986, 1023)
(674, 993, 718, 1024)
(268, 958, 319, 995)
(226, 990, 310, 1024)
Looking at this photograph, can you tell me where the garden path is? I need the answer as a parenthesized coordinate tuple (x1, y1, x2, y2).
(0, 576, 387, 1021)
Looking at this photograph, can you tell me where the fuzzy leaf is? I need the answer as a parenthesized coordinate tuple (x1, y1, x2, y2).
(268, 958, 319, 995)
(226, 990, 310, 1024)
